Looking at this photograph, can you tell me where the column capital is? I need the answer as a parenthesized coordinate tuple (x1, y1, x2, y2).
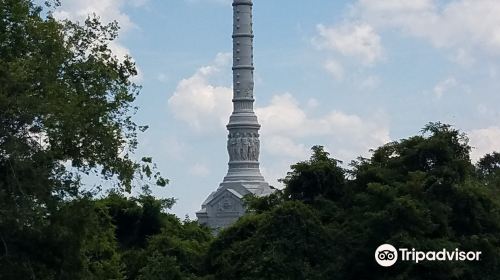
(232, 0, 253, 6)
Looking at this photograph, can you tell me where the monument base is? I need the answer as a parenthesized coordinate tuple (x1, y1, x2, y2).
(196, 175, 273, 231)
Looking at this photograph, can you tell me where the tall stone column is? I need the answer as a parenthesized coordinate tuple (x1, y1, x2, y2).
(197, 0, 273, 231)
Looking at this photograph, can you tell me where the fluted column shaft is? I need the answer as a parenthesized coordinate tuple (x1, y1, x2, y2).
(224, 0, 263, 182)
(232, 0, 254, 111)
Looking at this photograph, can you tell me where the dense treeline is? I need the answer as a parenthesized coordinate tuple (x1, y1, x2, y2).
(208, 125, 500, 280)
(2, 1, 500, 279)
(0, 0, 176, 278)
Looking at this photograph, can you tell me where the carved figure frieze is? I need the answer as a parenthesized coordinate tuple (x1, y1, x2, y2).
(227, 132, 260, 161)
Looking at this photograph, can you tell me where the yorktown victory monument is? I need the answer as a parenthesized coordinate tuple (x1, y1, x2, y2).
(196, 0, 274, 230)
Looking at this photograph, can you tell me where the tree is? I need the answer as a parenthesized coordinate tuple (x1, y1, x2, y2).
(94, 192, 213, 280)
(476, 152, 500, 188)
(0, 0, 164, 278)
(205, 201, 333, 280)
(477, 152, 500, 176)
(282, 145, 345, 203)
(97, 191, 175, 250)
(137, 252, 183, 280)
(139, 220, 213, 280)
(205, 123, 500, 280)
(334, 123, 500, 279)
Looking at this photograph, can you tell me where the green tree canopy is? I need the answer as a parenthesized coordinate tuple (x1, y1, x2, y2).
(0, 1, 165, 278)
(96, 192, 213, 280)
(282, 145, 346, 203)
(206, 123, 500, 280)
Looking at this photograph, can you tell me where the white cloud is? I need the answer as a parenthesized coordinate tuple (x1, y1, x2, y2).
(433, 77, 457, 99)
(469, 127, 500, 162)
(324, 59, 344, 81)
(314, 23, 383, 66)
(256, 94, 311, 138)
(352, 0, 500, 57)
(255, 93, 390, 187)
(264, 136, 309, 160)
(168, 53, 233, 132)
(256, 93, 391, 160)
(54, 0, 144, 31)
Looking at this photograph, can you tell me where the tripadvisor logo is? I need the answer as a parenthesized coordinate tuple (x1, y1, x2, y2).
(375, 244, 398, 267)
(375, 244, 482, 267)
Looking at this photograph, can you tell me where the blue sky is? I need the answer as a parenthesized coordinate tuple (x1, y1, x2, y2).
(54, 0, 500, 218)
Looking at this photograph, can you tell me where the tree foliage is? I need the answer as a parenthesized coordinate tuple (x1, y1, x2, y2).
(206, 201, 334, 280)
(206, 123, 500, 280)
(96, 193, 213, 280)
(282, 145, 346, 202)
(476, 152, 500, 188)
(0, 0, 167, 278)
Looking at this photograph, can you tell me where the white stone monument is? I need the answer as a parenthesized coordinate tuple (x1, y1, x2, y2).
(196, 0, 273, 231)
